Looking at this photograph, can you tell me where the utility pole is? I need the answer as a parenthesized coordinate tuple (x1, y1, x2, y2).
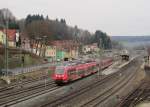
(5, 20, 9, 76)
(3, 8, 9, 76)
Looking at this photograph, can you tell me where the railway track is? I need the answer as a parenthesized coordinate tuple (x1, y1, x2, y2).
(0, 80, 54, 96)
(40, 75, 116, 107)
(0, 74, 49, 93)
(0, 77, 48, 93)
(119, 82, 150, 107)
(40, 58, 139, 107)
(0, 80, 59, 107)
(117, 65, 150, 107)
(81, 64, 139, 107)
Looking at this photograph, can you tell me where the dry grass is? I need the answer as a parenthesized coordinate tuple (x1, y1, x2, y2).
(0, 66, 55, 85)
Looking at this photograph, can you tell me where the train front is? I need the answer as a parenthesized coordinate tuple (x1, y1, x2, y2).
(53, 66, 68, 84)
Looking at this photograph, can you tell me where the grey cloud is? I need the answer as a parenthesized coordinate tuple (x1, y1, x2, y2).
(0, 0, 150, 36)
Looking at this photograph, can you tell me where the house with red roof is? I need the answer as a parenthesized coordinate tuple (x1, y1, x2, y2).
(0, 29, 17, 47)
(6, 29, 16, 47)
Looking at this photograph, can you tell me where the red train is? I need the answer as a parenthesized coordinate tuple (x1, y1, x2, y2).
(52, 58, 113, 85)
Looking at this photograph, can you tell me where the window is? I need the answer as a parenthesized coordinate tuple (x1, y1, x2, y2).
(55, 67, 64, 74)
(68, 69, 76, 75)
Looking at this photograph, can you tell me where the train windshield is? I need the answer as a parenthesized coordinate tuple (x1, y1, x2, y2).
(55, 67, 64, 74)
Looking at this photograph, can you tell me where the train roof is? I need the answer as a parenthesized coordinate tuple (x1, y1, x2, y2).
(57, 60, 96, 68)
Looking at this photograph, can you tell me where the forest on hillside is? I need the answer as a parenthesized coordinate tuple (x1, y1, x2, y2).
(0, 8, 112, 49)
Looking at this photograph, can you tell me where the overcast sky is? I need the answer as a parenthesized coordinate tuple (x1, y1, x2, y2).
(0, 0, 150, 36)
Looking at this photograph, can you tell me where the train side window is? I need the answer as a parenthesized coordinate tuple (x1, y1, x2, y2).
(77, 69, 84, 75)
(69, 69, 76, 75)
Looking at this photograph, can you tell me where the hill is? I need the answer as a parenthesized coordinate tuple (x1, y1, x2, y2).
(111, 36, 150, 47)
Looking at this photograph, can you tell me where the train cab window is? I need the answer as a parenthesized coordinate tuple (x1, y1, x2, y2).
(55, 67, 64, 74)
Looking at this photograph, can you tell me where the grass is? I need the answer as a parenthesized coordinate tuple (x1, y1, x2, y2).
(0, 67, 53, 85)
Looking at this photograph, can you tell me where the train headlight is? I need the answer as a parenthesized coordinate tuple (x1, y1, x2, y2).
(56, 74, 64, 78)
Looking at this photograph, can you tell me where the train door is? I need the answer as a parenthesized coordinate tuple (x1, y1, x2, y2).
(93, 64, 98, 73)
(86, 65, 92, 75)
(90, 64, 97, 74)
(76, 67, 83, 79)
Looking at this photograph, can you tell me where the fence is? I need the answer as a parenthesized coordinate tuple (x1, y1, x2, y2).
(1, 62, 56, 76)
